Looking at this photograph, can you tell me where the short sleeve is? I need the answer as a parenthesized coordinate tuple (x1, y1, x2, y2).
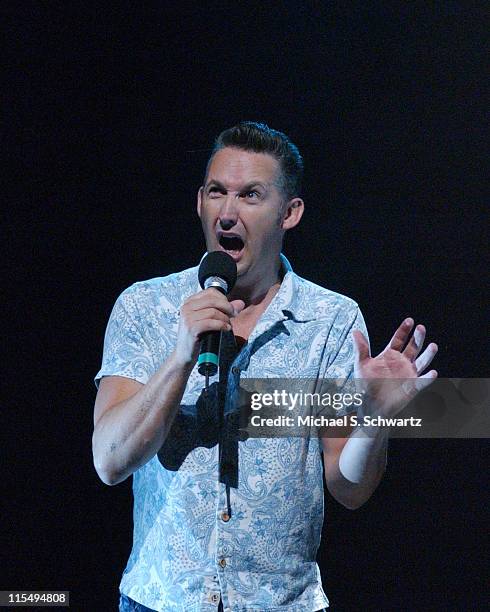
(325, 305, 369, 380)
(94, 286, 155, 388)
(318, 305, 369, 417)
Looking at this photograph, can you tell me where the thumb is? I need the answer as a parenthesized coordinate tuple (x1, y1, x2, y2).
(352, 330, 370, 362)
(230, 299, 245, 316)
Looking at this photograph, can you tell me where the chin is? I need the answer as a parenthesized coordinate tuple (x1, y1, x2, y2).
(234, 258, 247, 273)
(235, 264, 246, 278)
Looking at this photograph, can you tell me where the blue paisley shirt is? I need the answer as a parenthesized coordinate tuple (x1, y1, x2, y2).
(95, 255, 368, 612)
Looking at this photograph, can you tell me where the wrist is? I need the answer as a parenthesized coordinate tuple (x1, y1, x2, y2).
(339, 424, 388, 484)
(168, 349, 196, 374)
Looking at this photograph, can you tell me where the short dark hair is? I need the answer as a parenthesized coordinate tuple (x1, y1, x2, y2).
(205, 121, 304, 201)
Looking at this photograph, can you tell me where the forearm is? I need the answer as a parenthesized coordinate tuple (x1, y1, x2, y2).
(92, 352, 194, 485)
(325, 425, 388, 509)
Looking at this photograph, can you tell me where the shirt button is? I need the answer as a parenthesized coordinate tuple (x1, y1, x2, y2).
(211, 593, 220, 603)
(231, 366, 240, 375)
(219, 558, 227, 568)
(221, 511, 230, 522)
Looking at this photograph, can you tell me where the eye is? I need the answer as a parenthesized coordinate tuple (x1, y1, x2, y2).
(242, 190, 261, 200)
(207, 187, 224, 198)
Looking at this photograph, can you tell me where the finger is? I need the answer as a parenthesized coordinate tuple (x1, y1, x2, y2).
(401, 370, 437, 399)
(352, 330, 370, 362)
(414, 370, 438, 392)
(403, 324, 426, 362)
(190, 319, 232, 338)
(190, 308, 230, 324)
(420, 369, 438, 379)
(414, 343, 438, 374)
(387, 318, 414, 352)
(230, 299, 245, 316)
(186, 290, 235, 316)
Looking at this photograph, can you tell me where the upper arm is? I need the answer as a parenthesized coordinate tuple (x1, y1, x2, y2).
(93, 375, 143, 428)
(94, 285, 155, 390)
(321, 305, 368, 380)
(318, 304, 367, 481)
(93, 285, 155, 429)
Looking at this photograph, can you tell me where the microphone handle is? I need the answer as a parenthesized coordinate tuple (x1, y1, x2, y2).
(197, 330, 221, 376)
(197, 283, 227, 376)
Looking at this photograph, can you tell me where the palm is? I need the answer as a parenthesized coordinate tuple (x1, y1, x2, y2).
(353, 318, 438, 417)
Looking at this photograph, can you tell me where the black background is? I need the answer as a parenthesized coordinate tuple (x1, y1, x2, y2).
(3, 2, 488, 611)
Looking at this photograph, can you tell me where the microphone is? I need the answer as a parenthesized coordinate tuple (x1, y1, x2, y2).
(197, 251, 237, 377)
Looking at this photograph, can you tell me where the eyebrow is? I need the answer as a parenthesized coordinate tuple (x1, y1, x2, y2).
(205, 180, 268, 192)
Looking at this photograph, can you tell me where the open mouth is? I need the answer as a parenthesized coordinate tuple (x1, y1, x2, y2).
(219, 235, 245, 255)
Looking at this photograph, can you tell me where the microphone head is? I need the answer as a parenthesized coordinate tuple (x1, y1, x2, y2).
(198, 251, 237, 294)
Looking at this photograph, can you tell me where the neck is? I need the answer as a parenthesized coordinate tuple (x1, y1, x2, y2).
(230, 279, 282, 340)
(234, 280, 282, 310)
(230, 259, 283, 306)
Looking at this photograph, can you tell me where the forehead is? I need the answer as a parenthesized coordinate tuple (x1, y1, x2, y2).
(206, 147, 280, 187)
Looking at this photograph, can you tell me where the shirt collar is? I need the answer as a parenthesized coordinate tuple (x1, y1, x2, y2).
(193, 252, 316, 342)
(250, 254, 319, 340)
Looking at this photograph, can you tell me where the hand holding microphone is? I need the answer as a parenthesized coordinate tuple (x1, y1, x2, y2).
(173, 252, 244, 375)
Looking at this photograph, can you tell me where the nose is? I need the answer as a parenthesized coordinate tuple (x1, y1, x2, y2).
(220, 218, 236, 231)
(219, 194, 239, 231)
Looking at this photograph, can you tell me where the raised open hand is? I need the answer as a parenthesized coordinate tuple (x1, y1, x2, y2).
(352, 318, 438, 417)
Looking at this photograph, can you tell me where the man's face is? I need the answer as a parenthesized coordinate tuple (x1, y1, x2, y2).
(197, 147, 289, 283)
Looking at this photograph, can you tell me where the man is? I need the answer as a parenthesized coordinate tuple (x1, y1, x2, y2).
(93, 122, 438, 611)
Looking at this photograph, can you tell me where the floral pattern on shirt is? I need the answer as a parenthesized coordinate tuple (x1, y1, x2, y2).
(95, 255, 368, 611)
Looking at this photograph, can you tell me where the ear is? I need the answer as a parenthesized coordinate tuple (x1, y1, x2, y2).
(197, 186, 203, 218)
(281, 198, 304, 230)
